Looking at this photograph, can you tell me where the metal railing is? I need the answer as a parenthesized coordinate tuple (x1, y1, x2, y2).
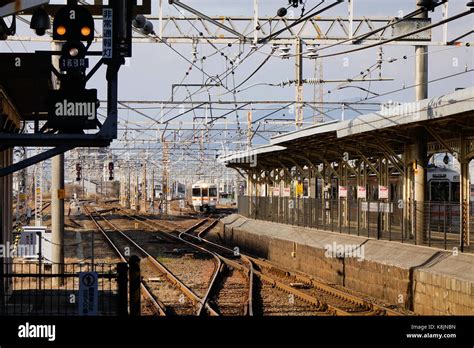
(0, 262, 128, 316)
(238, 196, 473, 253)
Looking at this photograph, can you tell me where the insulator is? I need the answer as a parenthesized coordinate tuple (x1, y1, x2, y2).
(303, 78, 320, 85)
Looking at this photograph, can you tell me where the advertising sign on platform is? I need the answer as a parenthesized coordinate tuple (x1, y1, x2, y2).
(379, 185, 389, 199)
(357, 186, 366, 199)
(338, 186, 348, 198)
(273, 187, 280, 196)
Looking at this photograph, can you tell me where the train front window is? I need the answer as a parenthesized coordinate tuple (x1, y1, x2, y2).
(192, 188, 201, 197)
(202, 188, 208, 197)
(451, 183, 460, 202)
(209, 188, 217, 197)
(430, 181, 449, 201)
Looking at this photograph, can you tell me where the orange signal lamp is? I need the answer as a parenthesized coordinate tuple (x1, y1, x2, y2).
(81, 26, 91, 37)
(56, 26, 67, 36)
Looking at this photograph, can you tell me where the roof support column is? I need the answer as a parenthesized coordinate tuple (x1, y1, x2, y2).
(413, 130, 428, 245)
(339, 159, 349, 230)
(51, 153, 65, 284)
(322, 162, 327, 226)
(403, 143, 413, 239)
(460, 136, 470, 249)
(381, 156, 390, 234)
(310, 168, 317, 199)
(246, 170, 253, 218)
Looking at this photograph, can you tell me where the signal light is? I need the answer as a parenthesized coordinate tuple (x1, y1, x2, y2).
(53, 5, 94, 42)
(56, 25, 67, 36)
(81, 26, 91, 37)
(76, 163, 82, 181)
(108, 162, 114, 181)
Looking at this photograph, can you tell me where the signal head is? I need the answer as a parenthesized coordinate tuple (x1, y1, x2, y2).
(53, 5, 94, 42)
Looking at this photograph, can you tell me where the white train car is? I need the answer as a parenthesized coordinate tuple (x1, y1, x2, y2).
(191, 182, 218, 212)
(427, 167, 460, 231)
(427, 167, 460, 202)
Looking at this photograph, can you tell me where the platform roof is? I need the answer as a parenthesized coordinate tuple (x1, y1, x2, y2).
(0, 52, 53, 121)
(0, 87, 21, 133)
(220, 87, 474, 170)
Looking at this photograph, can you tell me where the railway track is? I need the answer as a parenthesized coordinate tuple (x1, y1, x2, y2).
(197, 225, 404, 316)
(115, 209, 253, 316)
(121, 211, 326, 315)
(83, 205, 219, 316)
(117, 209, 405, 316)
(197, 227, 404, 316)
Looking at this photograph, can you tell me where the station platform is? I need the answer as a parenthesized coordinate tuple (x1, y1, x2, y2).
(215, 214, 474, 315)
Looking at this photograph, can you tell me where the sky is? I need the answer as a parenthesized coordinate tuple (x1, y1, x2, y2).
(1, 0, 473, 183)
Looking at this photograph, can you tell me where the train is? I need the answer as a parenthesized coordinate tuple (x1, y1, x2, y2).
(191, 181, 218, 212)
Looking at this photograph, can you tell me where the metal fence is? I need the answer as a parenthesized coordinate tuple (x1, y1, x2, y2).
(0, 262, 127, 316)
(238, 196, 473, 253)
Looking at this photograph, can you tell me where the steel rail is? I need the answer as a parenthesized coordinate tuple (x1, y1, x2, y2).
(84, 205, 216, 316)
(129, 214, 255, 316)
(115, 209, 220, 316)
(115, 209, 404, 316)
(171, 216, 405, 316)
(83, 205, 167, 316)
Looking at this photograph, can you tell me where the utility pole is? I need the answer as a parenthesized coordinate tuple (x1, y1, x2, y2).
(247, 109, 253, 150)
(162, 141, 170, 216)
(51, 41, 64, 282)
(313, 57, 324, 123)
(135, 166, 140, 212)
(127, 161, 131, 208)
(141, 162, 147, 213)
(34, 149, 43, 227)
(151, 168, 155, 213)
(413, 0, 429, 244)
(295, 37, 304, 129)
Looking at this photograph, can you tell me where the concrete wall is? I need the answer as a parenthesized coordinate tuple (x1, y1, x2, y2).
(413, 254, 474, 315)
(215, 215, 474, 315)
